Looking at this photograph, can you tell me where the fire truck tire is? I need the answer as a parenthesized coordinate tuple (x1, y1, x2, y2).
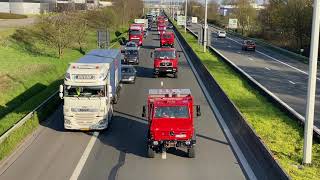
(174, 73, 178, 78)
(187, 147, 195, 158)
(147, 146, 155, 158)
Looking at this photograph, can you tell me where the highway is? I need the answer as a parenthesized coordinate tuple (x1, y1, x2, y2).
(0, 26, 249, 179)
(188, 23, 320, 131)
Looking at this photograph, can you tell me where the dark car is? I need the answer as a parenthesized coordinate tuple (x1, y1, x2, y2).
(121, 65, 137, 83)
(123, 48, 139, 64)
(242, 40, 256, 51)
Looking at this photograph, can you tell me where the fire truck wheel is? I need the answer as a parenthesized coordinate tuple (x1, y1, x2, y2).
(147, 146, 155, 158)
(174, 73, 178, 78)
(187, 147, 195, 158)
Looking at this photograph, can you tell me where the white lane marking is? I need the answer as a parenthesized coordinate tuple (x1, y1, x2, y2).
(161, 81, 164, 87)
(70, 131, 99, 180)
(289, 81, 296, 85)
(248, 58, 254, 61)
(174, 30, 257, 180)
(225, 37, 320, 81)
(161, 151, 167, 159)
(237, 51, 241, 54)
(265, 67, 271, 71)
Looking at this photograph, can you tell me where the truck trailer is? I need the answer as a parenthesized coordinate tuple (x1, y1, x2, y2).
(59, 49, 122, 131)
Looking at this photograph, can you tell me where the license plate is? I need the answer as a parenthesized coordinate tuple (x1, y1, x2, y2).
(166, 69, 172, 72)
(76, 74, 94, 80)
(176, 134, 186, 138)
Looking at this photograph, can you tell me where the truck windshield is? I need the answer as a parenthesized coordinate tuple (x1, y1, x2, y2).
(154, 50, 175, 59)
(129, 30, 142, 35)
(65, 86, 105, 97)
(154, 106, 189, 118)
(163, 34, 172, 39)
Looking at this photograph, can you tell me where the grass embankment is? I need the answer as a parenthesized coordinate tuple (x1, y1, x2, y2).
(174, 23, 320, 179)
(0, 26, 127, 161)
(0, 13, 27, 19)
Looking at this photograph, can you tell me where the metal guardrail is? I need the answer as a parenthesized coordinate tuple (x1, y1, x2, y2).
(186, 26, 320, 138)
(0, 91, 59, 144)
(172, 21, 290, 178)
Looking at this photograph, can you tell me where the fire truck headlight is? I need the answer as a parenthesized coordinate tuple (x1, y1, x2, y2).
(153, 141, 159, 145)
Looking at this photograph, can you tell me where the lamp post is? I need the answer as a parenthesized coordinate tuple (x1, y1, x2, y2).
(203, 0, 208, 52)
(303, 0, 320, 164)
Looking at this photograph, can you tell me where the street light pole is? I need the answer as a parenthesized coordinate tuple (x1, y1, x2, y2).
(303, 0, 320, 164)
(185, 0, 187, 33)
(203, 0, 208, 52)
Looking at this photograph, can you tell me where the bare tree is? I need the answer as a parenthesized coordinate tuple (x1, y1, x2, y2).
(37, 13, 74, 59)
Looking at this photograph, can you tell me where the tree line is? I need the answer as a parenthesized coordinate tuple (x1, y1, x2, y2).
(186, 0, 316, 56)
(11, 0, 143, 59)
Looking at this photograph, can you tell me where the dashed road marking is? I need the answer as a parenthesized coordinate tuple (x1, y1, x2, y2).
(265, 67, 271, 71)
(248, 58, 254, 61)
(70, 131, 99, 180)
(289, 80, 296, 85)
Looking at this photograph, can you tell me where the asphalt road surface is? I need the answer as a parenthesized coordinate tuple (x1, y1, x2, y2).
(0, 27, 248, 179)
(188, 23, 320, 131)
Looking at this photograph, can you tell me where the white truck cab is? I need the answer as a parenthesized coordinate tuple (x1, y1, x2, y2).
(60, 49, 121, 130)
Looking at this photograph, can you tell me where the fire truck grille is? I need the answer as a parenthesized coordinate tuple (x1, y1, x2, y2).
(160, 62, 172, 67)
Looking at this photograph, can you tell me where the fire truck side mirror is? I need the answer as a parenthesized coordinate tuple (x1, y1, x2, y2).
(142, 105, 146, 117)
(196, 105, 201, 117)
(150, 52, 153, 58)
(59, 85, 64, 99)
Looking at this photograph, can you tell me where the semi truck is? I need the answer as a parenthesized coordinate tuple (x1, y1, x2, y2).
(151, 47, 179, 78)
(129, 24, 144, 46)
(142, 89, 201, 158)
(59, 49, 122, 131)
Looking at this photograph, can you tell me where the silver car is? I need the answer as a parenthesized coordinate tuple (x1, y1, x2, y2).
(121, 65, 137, 83)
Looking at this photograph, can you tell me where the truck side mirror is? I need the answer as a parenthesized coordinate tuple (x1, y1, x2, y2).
(142, 105, 146, 117)
(196, 105, 201, 117)
(59, 85, 64, 99)
(150, 52, 153, 58)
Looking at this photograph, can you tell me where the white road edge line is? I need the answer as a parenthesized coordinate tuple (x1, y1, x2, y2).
(265, 67, 271, 71)
(175, 29, 257, 180)
(289, 81, 296, 85)
(224, 36, 320, 81)
(70, 131, 99, 180)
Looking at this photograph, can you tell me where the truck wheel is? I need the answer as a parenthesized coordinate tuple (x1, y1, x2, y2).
(187, 146, 195, 158)
(174, 73, 178, 78)
(148, 146, 155, 158)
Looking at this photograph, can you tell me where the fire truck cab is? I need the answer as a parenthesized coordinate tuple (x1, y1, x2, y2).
(151, 47, 179, 78)
(129, 24, 144, 46)
(142, 89, 201, 158)
(160, 32, 175, 47)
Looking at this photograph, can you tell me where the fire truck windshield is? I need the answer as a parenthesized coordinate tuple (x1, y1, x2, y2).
(154, 106, 189, 118)
(129, 30, 142, 35)
(154, 50, 175, 59)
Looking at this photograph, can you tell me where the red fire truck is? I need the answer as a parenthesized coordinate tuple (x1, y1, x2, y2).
(142, 89, 201, 158)
(160, 32, 175, 47)
(129, 24, 144, 46)
(151, 47, 179, 78)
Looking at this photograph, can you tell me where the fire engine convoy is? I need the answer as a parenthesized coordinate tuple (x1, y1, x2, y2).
(60, 13, 199, 158)
(142, 89, 201, 158)
(59, 49, 122, 130)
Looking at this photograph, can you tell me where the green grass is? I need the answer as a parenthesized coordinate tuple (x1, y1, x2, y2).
(174, 23, 320, 180)
(0, 26, 126, 139)
(0, 13, 27, 19)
